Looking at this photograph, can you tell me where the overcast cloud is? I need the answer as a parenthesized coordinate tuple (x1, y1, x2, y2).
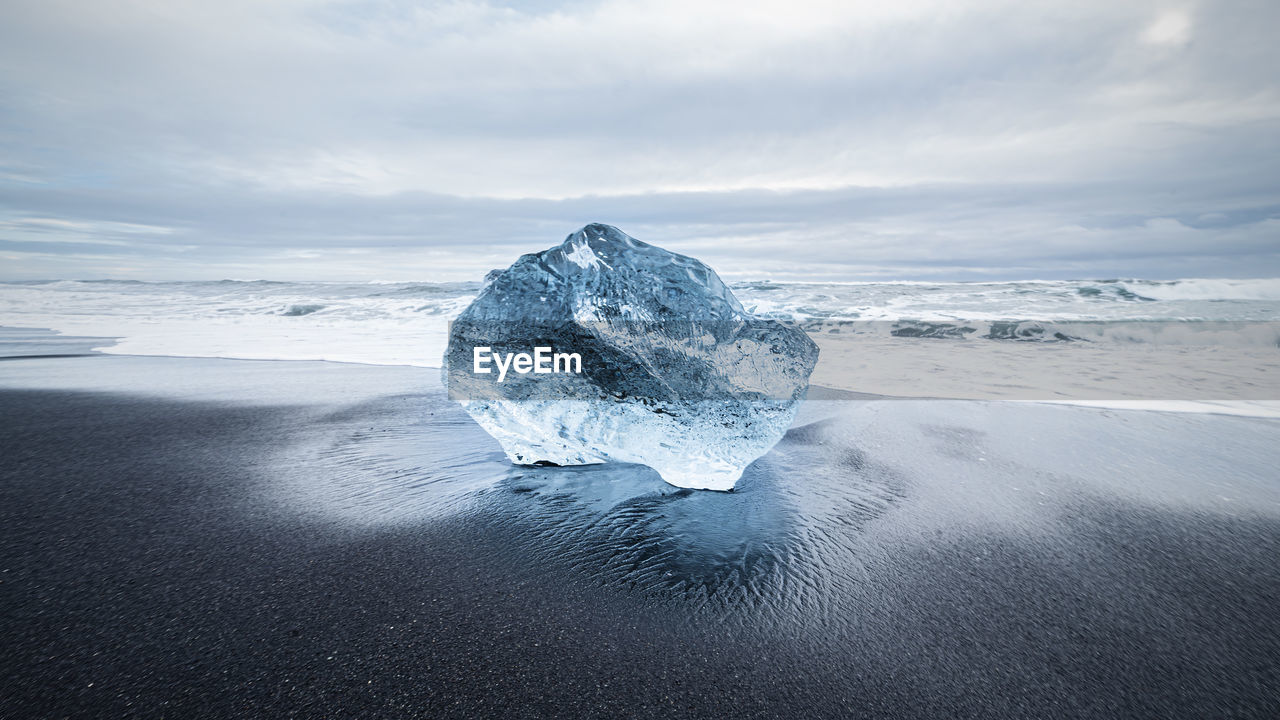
(1, 0, 1277, 280)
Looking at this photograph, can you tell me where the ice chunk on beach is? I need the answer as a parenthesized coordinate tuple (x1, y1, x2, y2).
(444, 223, 819, 490)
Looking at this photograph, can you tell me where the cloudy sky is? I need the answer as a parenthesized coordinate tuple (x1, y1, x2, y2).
(1, 0, 1277, 281)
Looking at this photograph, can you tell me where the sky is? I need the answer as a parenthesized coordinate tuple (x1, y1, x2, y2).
(1, 0, 1277, 281)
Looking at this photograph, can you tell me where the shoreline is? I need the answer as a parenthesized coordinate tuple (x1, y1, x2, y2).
(4, 324, 1278, 419)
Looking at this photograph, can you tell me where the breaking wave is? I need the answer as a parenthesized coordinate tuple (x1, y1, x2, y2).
(1, 277, 1278, 365)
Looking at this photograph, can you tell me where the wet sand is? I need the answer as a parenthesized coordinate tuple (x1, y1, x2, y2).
(2, 353, 1279, 718)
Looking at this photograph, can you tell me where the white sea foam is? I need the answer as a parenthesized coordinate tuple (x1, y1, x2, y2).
(0, 280, 470, 366)
(1125, 278, 1280, 302)
(1, 278, 1277, 414)
(3, 277, 1277, 365)
(1042, 400, 1280, 418)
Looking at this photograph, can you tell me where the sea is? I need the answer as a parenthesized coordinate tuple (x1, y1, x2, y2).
(1, 277, 1277, 367)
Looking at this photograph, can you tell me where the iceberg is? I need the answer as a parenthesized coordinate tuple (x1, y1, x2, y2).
(444, 223, 818, 490)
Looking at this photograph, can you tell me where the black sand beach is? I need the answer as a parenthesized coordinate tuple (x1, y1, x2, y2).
(3, 351, 1280, 718)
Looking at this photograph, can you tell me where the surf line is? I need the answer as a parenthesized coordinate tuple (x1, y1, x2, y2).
(472, 346, 582, 383)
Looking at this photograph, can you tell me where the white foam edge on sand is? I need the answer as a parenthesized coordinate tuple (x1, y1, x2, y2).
(1033, 400, 1280, 418)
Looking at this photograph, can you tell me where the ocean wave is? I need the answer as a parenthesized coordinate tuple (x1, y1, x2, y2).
(811, 319, 1280, 347)
(280, 304, 326, 316)
(1, 277, 1278, 365)
(1111, 278, 1280, 301)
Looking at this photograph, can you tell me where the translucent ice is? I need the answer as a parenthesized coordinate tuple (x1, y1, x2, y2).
(444, 223, 818, 490)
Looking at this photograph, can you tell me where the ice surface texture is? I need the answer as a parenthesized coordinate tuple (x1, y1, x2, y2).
(444, 223, 819, 490)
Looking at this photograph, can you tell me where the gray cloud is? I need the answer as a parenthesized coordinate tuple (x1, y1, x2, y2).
(1, 0, 1277, 280)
